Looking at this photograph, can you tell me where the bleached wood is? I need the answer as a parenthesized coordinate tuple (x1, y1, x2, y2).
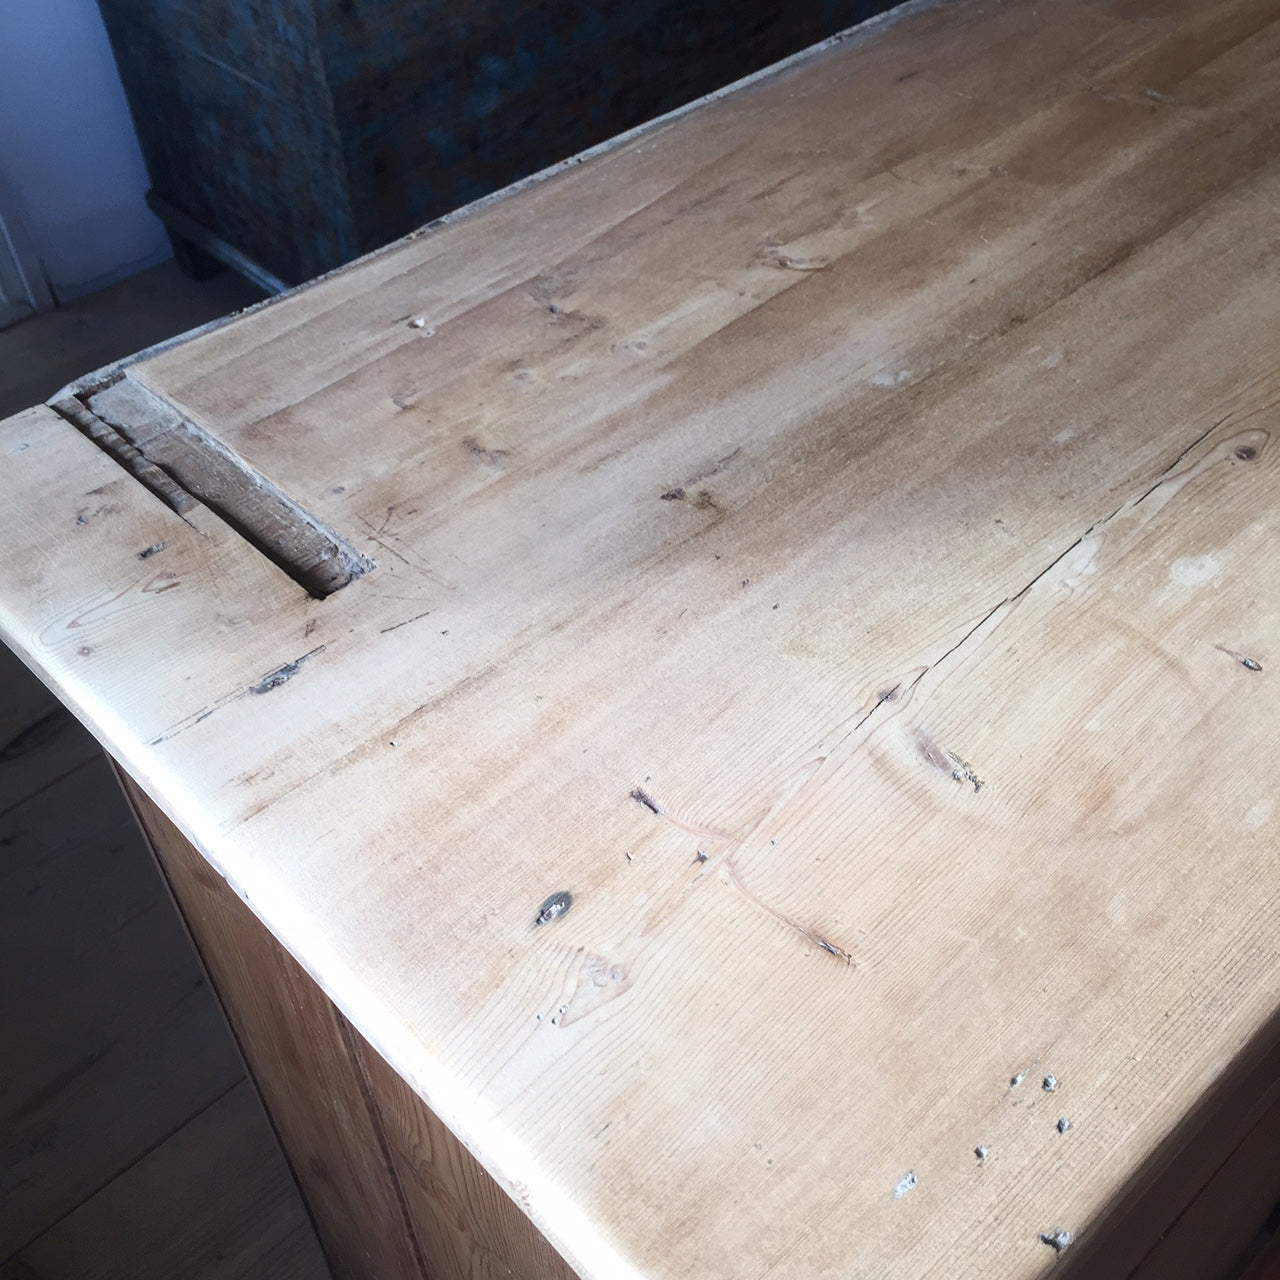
(2, 0, 1280, 1275)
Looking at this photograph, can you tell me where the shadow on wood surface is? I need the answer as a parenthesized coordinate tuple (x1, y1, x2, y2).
(1061, 1002, 1280, 1279)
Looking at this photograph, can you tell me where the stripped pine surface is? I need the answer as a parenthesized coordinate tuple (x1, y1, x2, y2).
(1, 0, 1279, 1276)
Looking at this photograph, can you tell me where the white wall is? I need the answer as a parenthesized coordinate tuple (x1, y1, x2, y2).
(0, 0, 171, 305)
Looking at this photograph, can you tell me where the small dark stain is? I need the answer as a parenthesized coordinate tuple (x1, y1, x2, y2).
(914, 728, 983, 791)
(630, 787, 662, 815)
(464, 438, 509, 466)
(77, 646, 93, 657)
(380, 610, 433, 635)
(137, 542, 166, 559)
(535, 891, 573, 926)
(895, 70, 917, 83)
(1234, 445, 1257, 462)
(249, 646, 324, 696)
(661, 488, 686, 501)
(1215, 643, 1262, 672)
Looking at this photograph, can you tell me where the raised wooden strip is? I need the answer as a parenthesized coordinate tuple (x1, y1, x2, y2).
(59, 375, 374, 597)
(0, 1, 1278, 1276)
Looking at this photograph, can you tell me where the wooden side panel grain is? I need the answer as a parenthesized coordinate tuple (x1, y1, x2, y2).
(118, 775, 427, 1280)
(1055, 1025, 1280, 1279)
(356, 1045, 580, 1280)
(1237, 1222, 1280, 1280)
(122, 773, 577, 1280)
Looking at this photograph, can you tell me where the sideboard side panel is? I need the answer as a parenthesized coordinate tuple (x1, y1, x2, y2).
(117, 770, 428, 1280)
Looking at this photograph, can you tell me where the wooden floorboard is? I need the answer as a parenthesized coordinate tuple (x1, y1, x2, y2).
(0, 266, 327, 1279)
(8, 1082, 330, 1280)
(0, 261, 263, 421)
(0, 645, 97, 817)
(0, 744, 244, 1254)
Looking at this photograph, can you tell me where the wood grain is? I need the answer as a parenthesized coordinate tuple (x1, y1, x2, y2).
(356, 1046, 579, 1280)
(2, 0, 1279, 1275)
(11, 1082, 330, 1280)
(0, 753, 243, 1257)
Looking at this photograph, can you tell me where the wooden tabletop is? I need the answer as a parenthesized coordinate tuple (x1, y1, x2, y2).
(3, 0, 1279, 1274)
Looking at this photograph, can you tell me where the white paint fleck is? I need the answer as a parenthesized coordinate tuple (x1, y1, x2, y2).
(1052, 427, 1076, 444)
(1244, 798, 1273, 831)
(893, 1171, 918, 1199)
(1169, 554, 1221, 587)
(870, 368, 912, 388)
(1039, 350, 1063, 369)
